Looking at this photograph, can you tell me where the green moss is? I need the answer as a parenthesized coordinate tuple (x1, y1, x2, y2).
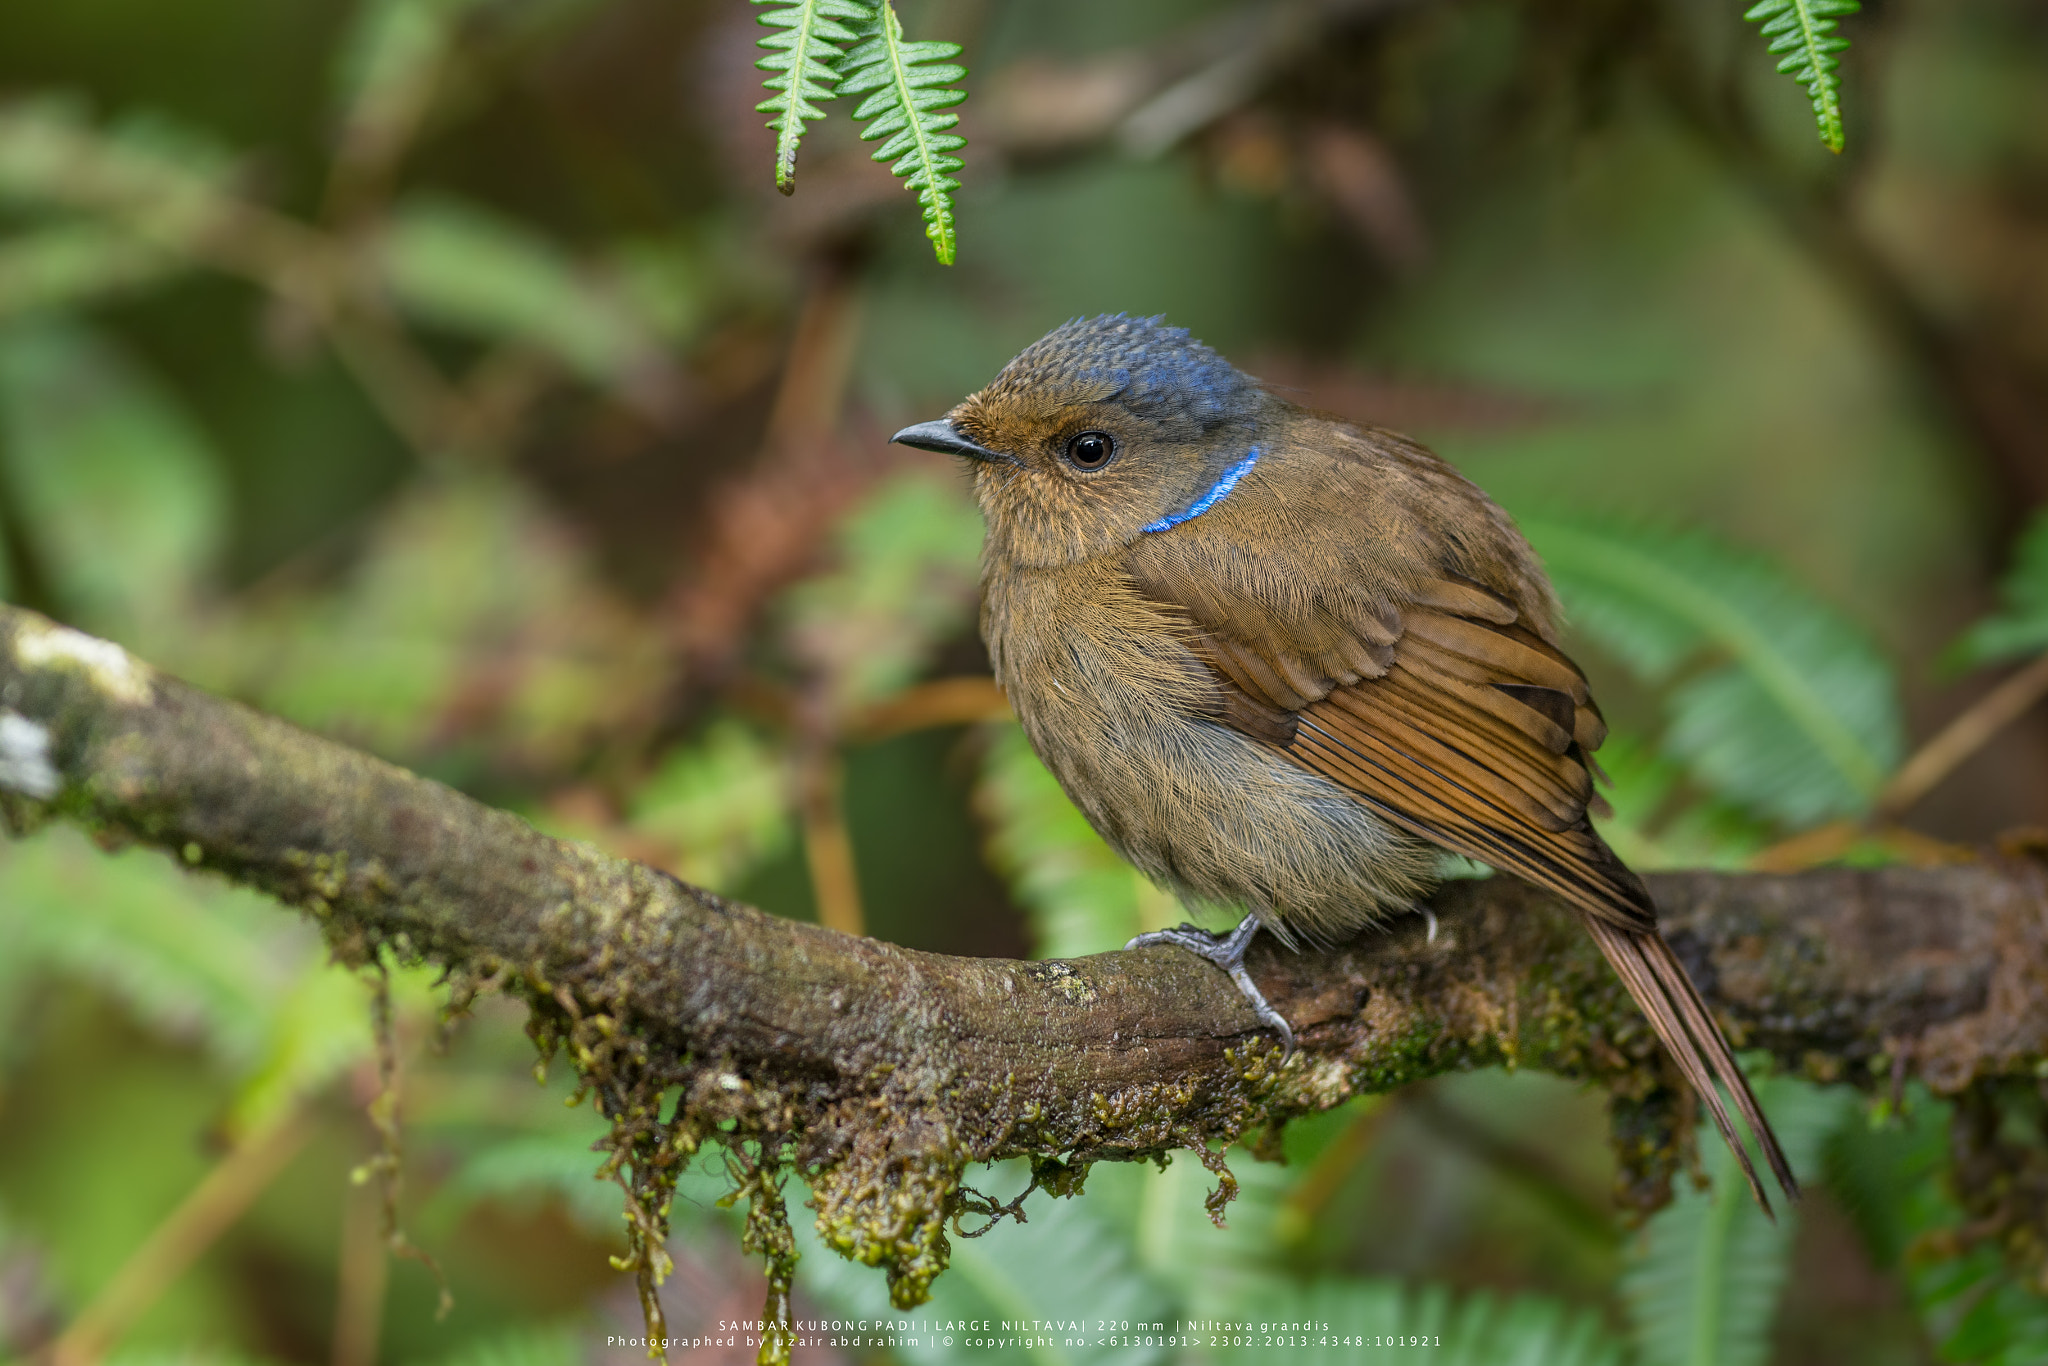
(1352, 1019, 1449, 1094)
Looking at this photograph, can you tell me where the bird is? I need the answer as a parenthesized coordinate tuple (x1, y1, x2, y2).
(890, 313, 1797, 1213)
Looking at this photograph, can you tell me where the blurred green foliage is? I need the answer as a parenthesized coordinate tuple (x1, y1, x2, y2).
(3, 0, 2047, 1364)
(1949, 510, 2048, 671)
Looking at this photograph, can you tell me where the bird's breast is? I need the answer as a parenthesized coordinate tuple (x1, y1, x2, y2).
(979, 556, 1435, 936)
(981, 558, 1216, 823)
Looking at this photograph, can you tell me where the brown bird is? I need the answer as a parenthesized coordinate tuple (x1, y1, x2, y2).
(893, 314, 1797, 1211)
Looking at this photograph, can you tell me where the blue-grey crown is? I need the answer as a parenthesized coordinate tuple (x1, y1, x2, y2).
(988, 314, 1257, 429)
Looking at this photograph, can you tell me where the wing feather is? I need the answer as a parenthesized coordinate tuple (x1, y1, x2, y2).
(1130, 543, 1799, 1208)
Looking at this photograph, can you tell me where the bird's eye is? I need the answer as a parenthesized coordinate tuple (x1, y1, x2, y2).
(1064, 431, 1116, 470)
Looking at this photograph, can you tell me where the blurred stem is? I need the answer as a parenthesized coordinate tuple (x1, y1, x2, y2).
(777, 256, 875, 943)
(800, 750, 865, 937)
(852, 676, 1010, 740)
(2, 109, 484, 466)
(1877, 654, 2048, 822)
(323, 34, 452, 230)
(359, 963, 452, 1319)
(763, 261, 862, 457)
(48, 1111, 313, 1366)
(331, 1180, 389, 1366)
(0, 454, 57, 617)
(448, 345, 556, 458)
(1749, 820, 1969, 873)
(663, 253, 874, 719)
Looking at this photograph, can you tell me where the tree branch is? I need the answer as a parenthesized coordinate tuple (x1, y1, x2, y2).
(5, 602, 2048, 1322)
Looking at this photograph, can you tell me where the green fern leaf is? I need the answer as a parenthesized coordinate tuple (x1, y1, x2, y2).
(1828, 1086, 2048, 1364)
(0, 317, 230, 641)
(1623, 1075, 1853, 1366)
(1520, 516, 1903, 827)
(752, 0, 875, 195)
(221, 959, 379, 1138)
(1128, 1145, 1294, 1303)
(1743, 0, 1859, 153)
(778, 472, 983, 709)
(1589, 735, 1770, 871)
(0, 826, 282, 1063)
(625, 721, 793, 893)
(837, 1, 968, 265)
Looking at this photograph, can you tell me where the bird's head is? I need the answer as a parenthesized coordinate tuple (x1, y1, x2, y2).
(893, 315, 1271, 567)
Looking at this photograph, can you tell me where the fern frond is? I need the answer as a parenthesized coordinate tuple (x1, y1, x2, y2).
(753, 0, 874, 196)
(1623, 1075, 1852, 1366)
(838, 1, 968, 265)
(625, 721, 793, 894)
(1521, 516, 1903, 827)
(1743, 0, 1859, 153)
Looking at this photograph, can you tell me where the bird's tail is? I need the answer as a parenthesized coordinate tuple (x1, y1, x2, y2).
(1581, 916, 1800, 1214)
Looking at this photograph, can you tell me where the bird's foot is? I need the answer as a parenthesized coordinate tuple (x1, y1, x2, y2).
(1125, 913, 1295, 1061)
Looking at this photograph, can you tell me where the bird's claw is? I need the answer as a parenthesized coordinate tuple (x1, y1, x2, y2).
(1124, 920, 1214, 948)
(1125, 914, 1295, 1062)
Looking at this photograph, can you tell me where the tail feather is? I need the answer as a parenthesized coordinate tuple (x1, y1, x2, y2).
(1581, 917, 1800, 1214)
(1636, 928, 1801, 1202)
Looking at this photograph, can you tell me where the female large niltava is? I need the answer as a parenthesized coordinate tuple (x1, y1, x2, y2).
(892, 313, 1796, 1212)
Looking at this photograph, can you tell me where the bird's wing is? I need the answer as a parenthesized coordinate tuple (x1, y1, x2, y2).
(1124, 497, 1800, 1209)
(1126, 534, 1655, 935)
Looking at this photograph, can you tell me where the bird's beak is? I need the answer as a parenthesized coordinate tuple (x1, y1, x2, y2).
(890, 419, 1010, 464)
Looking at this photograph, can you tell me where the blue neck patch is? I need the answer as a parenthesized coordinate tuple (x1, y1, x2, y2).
(1141, 447, 1261, 534)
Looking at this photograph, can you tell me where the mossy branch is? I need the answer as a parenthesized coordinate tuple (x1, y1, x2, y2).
(6, 603, 2048, 1357)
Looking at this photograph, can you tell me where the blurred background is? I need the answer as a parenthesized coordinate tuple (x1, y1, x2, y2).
(3, 0, 2048, 1363)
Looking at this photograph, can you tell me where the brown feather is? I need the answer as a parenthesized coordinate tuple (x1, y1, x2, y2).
(1392, 654, 1579, 754)
(1132, 524, 1798, 1206)
(1403, 613, 1591, 700)
(1583, 920, 1799, 1214)
(1317, 691, 1581, 832)
(1409, 575, 1521, 623)
(1492, 684, 1577, 745)
(1329, 681, 1592, 818)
